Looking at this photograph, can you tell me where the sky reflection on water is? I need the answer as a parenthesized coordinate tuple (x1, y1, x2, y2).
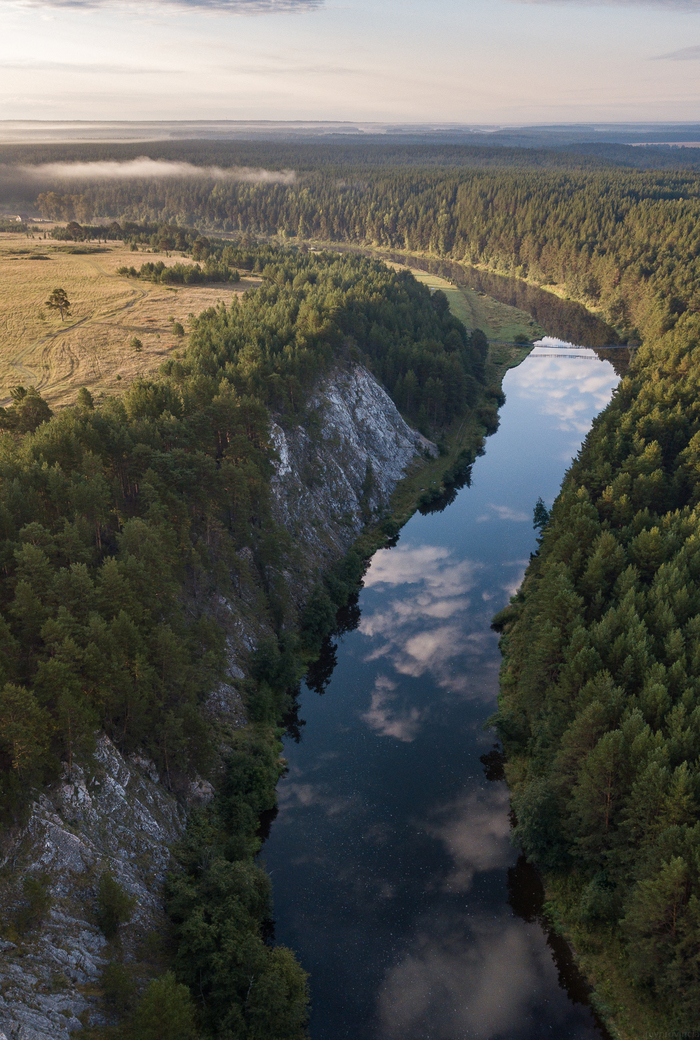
(262, 346, 620, 1040)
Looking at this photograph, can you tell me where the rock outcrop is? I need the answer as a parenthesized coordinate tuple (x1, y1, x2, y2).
(270, 362, 436, 568)
(0, 737, 185, 1039)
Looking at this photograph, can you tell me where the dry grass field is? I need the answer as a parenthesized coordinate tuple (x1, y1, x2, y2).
(0, 232, 260, 409)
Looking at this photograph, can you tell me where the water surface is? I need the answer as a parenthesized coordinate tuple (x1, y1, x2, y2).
(263, 343, 620, 1040)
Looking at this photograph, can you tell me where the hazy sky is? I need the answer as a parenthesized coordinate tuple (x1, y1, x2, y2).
(1, 0, 700, 123)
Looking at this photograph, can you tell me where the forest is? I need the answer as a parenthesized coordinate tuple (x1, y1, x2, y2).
(25, 158, 700, 351)
(0, 246, 488, 1038)
(493, 314, 700, 1027)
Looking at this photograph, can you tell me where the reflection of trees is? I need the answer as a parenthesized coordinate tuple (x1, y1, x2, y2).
(304, 637, 338, 696)
(382, 253, 622, 350)
(507, 856, 612, 1037)
(480, 744, 506, 782)
(303, 591, 363, 696)
(281, 686, 306, 742)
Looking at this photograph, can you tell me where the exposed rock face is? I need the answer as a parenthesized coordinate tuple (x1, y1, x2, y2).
(0, 737, 185, 1039)
(0, 362, 432, 1038)
(270, 362, 436, 568)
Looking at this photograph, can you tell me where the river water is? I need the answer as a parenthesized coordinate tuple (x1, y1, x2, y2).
(262, 341, 621, 1040)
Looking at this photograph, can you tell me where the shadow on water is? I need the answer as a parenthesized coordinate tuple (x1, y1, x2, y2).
(303, 590, 363, 697)
(479, 747, 614, 1040)
(380, 252, 620, 346)
(506, 857, 612, 1040)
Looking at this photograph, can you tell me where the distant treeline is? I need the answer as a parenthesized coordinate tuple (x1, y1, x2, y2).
(32, 164, 700, 346)
(3, 135, 700, 175)
(493, 315, 700, 1026)
(0, 246, 490, 1038)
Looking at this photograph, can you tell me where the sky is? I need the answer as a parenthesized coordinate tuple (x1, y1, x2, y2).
(1, 0, 700, 123)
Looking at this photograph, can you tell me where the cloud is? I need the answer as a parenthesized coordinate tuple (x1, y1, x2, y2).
(6, 157, 296, 183)
(0, 60, 171, 74)
(363, 544, 480, 597)
(475, 503, 531, 524)
(377, 914, 580, 1040)
(653, 43, 700, 57)
(422, 787, 514, 893)
(501, 560, 529, 599)
(358, 545, 501, 700)
(515, 347, 617, 433)
(10, 0, 322, 11)
(361, 675, 428, 742)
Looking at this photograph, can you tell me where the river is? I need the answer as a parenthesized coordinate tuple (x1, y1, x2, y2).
(262, 340, 621, 1040)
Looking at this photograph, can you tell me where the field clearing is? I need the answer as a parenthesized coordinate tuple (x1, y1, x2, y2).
(0, 232, 259, 409)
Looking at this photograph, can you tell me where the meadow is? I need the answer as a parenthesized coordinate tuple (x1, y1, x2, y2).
(0, 231, 258, 408)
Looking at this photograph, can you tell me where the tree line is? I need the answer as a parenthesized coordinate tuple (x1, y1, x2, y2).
(116, 259, 238, 286)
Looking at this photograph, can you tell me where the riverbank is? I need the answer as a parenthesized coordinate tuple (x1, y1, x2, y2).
(542, 874, 675, 1040)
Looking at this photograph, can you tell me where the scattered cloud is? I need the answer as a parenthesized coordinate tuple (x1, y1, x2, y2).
(5, 158, 296, 183)
(423, 787, 514, 893)
(361, 675, 428, 742)
(0, 60, 173, 74)
(501, 560, 529, 599)
(514, 351, 617, 434)
(475, 503, 531, 524)
(275, 778, 356, 819)
(358, 544, 498, 699)
(510, 0, 700, 7)
(10, 0, 322, 12)
(363, 544, 480, 597)
(377, 913, 577, 1040)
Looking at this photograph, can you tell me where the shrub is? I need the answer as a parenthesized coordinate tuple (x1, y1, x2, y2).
(96, 870, 136, 940)
(16, 873, 51, 934)
(131, 972, 197, 1040)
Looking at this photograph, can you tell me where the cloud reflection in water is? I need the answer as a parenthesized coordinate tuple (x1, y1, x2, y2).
(517, 348, 617, 439)
(377, 912, 591, 1040)
(361, 675, 428, 742)
(358, 544, 515, 709)
(423, 786, 513, 893)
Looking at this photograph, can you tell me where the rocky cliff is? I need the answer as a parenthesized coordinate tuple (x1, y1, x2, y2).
(0, 362, 433, 1040)
(271, 362, 436, 569)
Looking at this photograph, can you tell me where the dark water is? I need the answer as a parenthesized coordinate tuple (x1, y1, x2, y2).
(262, 343, 621, 1040)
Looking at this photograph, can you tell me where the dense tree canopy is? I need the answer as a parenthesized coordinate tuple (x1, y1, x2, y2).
(493, 315, 700, 1027)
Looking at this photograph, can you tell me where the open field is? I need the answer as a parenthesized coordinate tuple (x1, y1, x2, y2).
(0, 232, 259, 409)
